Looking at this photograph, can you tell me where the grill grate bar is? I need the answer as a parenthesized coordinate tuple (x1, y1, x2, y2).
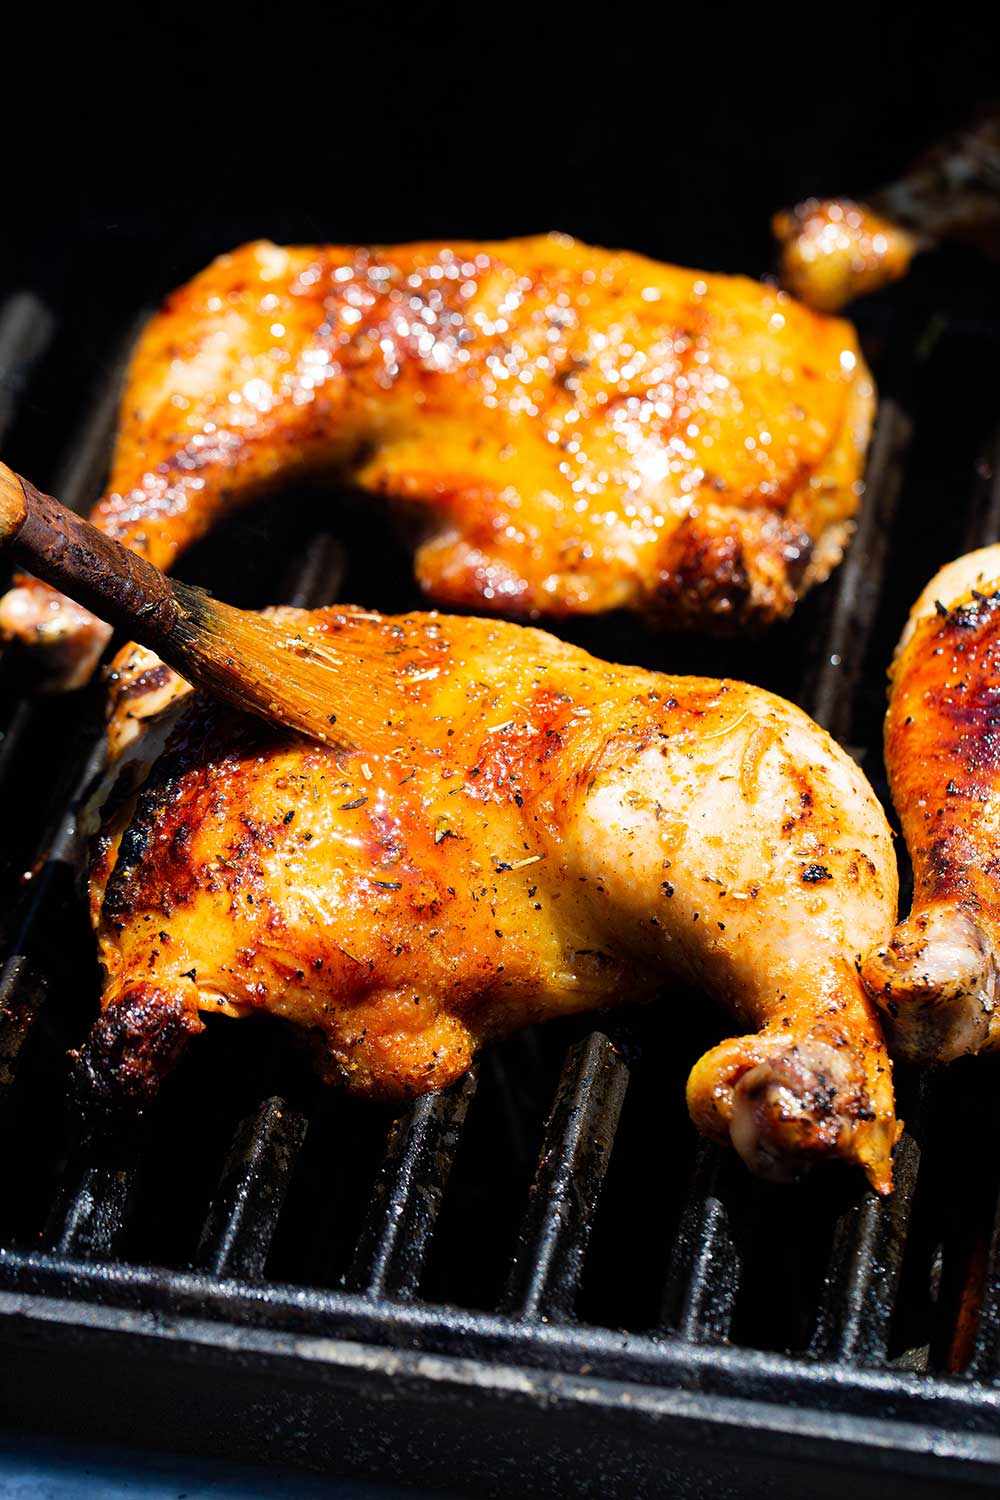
(196, 1097, 309, 1280)
(805, 398, 912, 744)
(45, 1157, 141, 1261)
(965, 1180, 1000, 1381)
(500, 1030, 630, 1320)
(660, 1145, 741, 1341)
(0, 711, 107, 1097)
(810, 1112, 924, 1365)
(281, 533, 347, 610)
(48, 313, 151, 512)
(347, 1071, 479, 1299)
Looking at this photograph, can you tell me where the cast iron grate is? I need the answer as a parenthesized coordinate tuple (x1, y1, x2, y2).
(1, 261, 1000, 1497)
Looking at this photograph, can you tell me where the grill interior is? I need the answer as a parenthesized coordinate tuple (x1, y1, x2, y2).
(1, 246, 1000, 1496)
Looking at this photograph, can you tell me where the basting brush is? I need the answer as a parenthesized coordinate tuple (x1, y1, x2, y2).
(0, 461, 397, 752)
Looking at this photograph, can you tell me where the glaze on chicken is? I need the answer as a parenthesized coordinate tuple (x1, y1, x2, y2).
(0, 235, 873, 686)
(863, 547, 1000, 1063)
(79, 607, 899, 1190)
(773, 200, 917, 313)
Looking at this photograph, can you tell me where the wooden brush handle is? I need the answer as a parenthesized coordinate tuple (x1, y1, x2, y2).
(0, 463, 181, 650)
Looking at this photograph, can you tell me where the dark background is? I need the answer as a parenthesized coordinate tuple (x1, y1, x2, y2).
(4, 5, 1000, 313)
(2, 3, 998, 517)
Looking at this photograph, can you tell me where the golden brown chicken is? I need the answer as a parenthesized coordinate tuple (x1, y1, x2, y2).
(862, 546, 1000, 1064)
(774, 112, 1000, 311)
(0, 235, 874, 687)
(773, 200, 917, 314)
(78, 606, 900, 1190)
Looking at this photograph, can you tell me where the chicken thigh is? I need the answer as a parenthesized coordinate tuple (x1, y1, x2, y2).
(0, 235, 873, 687)
(80, 606, 899, 1190)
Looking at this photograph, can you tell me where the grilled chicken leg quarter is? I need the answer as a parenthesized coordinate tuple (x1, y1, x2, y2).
(0, 235, 873, 687)
(81, 608, 900, 1190)
(863, 546, 1000, 1063)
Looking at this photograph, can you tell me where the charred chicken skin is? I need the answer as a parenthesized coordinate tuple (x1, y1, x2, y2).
(80, 607, 900, 1190)
(863, 546, 1000, 1064)
(0, 235, 873, 687)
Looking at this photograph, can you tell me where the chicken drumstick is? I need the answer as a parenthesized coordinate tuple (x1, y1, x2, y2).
(863, 545, 1000, 1063)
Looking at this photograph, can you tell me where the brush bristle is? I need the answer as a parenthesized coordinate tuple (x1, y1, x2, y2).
(167, 583, 402, 752)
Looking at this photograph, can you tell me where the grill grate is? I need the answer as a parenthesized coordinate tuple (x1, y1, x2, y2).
(2, 269, 1000, 1497)
(501, 1028, 630, 1321)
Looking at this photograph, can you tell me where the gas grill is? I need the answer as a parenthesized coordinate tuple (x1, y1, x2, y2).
(0, 240, 999, 1499)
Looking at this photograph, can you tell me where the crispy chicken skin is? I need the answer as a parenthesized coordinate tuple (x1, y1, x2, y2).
(80, 607, 899, 1190)
(0, 235, 873, 686)
(863, 546, 1000, 1063)
(773, 201, 917, 313)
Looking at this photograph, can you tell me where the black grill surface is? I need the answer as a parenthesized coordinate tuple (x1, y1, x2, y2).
(1, 248, 1000, 1498)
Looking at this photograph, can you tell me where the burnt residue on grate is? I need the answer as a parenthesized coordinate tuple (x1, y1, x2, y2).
(2, 253, 1000, 1499)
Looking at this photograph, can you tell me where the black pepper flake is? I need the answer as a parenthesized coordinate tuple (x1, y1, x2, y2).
(661, 881, 674, 897)
(801, 863, 832, 884)
(283, 810, 295, 824)
(373, 879, 402, 890)
(181, 968, 197, 981)
(339, 796, 368, 811)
